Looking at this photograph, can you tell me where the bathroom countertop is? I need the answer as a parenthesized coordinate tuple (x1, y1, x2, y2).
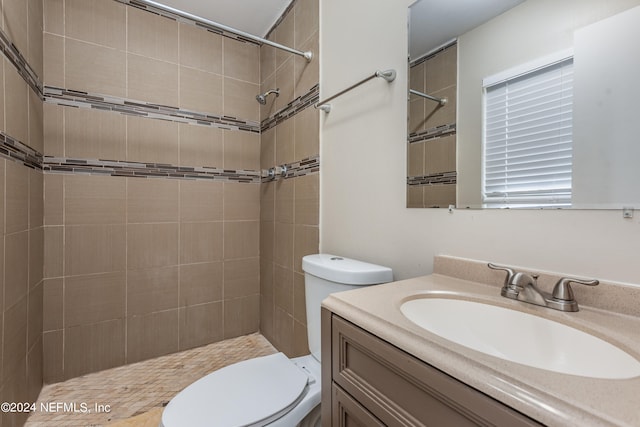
(321, 271, 640, 427)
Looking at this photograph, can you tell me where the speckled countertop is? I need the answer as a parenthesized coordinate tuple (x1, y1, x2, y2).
(321, 255, 640, 427)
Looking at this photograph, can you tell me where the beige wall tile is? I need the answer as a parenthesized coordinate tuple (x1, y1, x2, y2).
(294, 0, 318, 49)
(260, 182, 275, 222)
(29, 227, 44, 288)
(273, 307, 293, 356)
(127, 309, 179, 363)
(224, 258, 259, 299)
(223, 130, 260, 171)
(410, 62, 426, 96)
(180, 66, 222, 113)
(43, 278, 63, 331)
(224, 78, 259, 122)
(260, 258, 274, 298)
(5, 61, 29, 144)
(260, 44, 276, 85)
(127, 115, 179, 164)
(179, 302, 223, 350)
(2, 297, 27, 383)
(27, 282, 43, 349)
(292, 320, 309, 357)
(274, 12, 294, 69)
(65, 39, 126, 97)
(65, 174, 126, 225)
(178, 123, 223, 168)
(293, 225, 318, 273)
(29, 169, 43, 228)
(127, 7, 178, 63)
(407, 185, 424, 208)
(43, 103, 63, 157)
(0, 161, 4, 231)
(179, 262, 223, 306)
(43, 330, 63, 383)
(179, 179, 223, 222)
(260, 220, 275, 262)
(29, 90, 44, 153)
(65, 0, 126, 49)
(43, 0, 64, 35)
(128, 54, 179, 106)
(260, 293, 274, 341)
(65, 107, 126, 160)
(408, 98, 425, 134)
(42, 33, 64, 87)
(294, 174, 319, 226)
(28, 0, 44, 79)
(293, 32, 318, 98)
(224, 38, 259, 84)
(425, 134, 456, 174)
(6, 161, 29, 233)
(27, 335, 43, 402)
(275, 117, 294, 165)
(293, 106, 319, 160)
(293, 272, 306, 324)
(275, 57, 294, 112)
(5, 231, 28, 311)
(223, 221, 259, 260)
(127, 223, 179, 270)
(179, 24, 222, 74)
(180, 222, 223, 264)
(273, 222, 293, 269)
(64, 272, 125, 327)
(426, 44, 457, 93)
(408, 141, 425, 177)
(224, 295, 259, 339)
(127, 266, 179, 316)
(65, 224, 126, 276)
(64, 319, 125, 379)
(127, 178, 179, 223)
(44, 226, 63, 278)
(4, 0, 28, 54)
(0, 64, 4, 132)
(274, 265, 293, 314)
(224, 182, 260, 221)
(275, 179, 294, 224)
(424, 85, 456, 130)
(423, 184, 456, 208)
(260, 127, 275, 169)
(44, 174, 63, 225)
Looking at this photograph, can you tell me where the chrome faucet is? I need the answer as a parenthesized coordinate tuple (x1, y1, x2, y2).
(488, 263, 599, 312)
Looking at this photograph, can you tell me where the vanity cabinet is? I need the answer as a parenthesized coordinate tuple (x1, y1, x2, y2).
(321, 309, 543, 427)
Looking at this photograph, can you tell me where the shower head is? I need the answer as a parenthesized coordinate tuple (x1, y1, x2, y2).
(256, 88, 280, 105)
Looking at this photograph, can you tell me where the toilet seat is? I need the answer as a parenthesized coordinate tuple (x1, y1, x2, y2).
(161, 353, 310, 427)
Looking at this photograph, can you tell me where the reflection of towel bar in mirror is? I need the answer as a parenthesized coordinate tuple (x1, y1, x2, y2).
(409, 89, 447, 106)
(315, 69, 397, 113)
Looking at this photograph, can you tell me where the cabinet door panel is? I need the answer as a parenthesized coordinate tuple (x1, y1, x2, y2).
(332, 384, 385, 427)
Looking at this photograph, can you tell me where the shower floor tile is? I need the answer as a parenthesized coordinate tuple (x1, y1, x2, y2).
(25, 333, 276, 427)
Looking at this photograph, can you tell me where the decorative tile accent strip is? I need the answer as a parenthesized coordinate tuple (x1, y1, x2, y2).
(260, 84, 319, 133)
(0, 26, 43, 98)
(43, 156, 261, 183)
(116, 0, 262, 46)
(261, 155, 320, 182)
(408, 123, 456, 144)
(407, 171, 457, 186)
(0, 132, 43, 170)
(44, 86, 261, 134)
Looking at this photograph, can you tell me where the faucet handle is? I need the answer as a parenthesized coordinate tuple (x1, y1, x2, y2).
(487, 263, 516, 287)
(552, 277, 599, 301)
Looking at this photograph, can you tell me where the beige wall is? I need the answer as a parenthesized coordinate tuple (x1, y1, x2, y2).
(259, 0, 319, 357)
(1, 0, 44, 424)
(42, 0, 261, 382)
(319, 0, 640, 286)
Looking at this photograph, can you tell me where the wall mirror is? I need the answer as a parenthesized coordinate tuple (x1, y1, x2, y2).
(407, 0, 640, 210)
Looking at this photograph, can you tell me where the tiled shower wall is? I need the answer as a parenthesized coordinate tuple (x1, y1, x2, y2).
(42, 0, 262, 382)
(1, 0, 45, 425)
(259, 0, 319, 357)
(407, 43, 457, 208)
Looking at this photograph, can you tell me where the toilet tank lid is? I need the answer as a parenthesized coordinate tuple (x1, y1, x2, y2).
(302, 254, 393, 285)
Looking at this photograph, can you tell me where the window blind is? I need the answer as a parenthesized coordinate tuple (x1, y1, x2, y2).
(483, 58, 574, 208)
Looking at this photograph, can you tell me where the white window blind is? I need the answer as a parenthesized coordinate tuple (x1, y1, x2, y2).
(483, 57, 574, 208)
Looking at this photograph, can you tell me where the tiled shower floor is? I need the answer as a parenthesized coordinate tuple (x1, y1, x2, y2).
(25, 333, 277, 426)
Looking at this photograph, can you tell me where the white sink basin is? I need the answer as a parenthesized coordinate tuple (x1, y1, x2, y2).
(400, 297, 640, 379)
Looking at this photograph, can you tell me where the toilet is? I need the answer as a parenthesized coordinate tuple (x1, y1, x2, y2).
(160, 254, 393, 427)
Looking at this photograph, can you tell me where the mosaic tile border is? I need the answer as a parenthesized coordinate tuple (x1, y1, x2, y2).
(44, 86, 261, 134)
(261, 155, 320, 182)
(407, 171, 457, 186)
(0, 26, 43, 99)
(115, 0, 262, 46)
(43, 156, 262, 183)
(0, 132, 43, 170)
(260, 84, 319, 133)
(408, 123, 456, 144)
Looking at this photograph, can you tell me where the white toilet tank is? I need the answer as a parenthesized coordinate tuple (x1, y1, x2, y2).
(302, 254, 393, 361)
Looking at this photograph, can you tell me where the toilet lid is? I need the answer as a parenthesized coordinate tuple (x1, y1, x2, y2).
(162, 353, 309, 427)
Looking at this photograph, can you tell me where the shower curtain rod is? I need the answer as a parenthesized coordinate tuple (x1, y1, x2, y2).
(409, 89, 447, 106)
(128, 0, 313, 62)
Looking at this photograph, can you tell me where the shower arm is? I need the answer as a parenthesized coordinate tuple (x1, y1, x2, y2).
(128, 0, 313, 62)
